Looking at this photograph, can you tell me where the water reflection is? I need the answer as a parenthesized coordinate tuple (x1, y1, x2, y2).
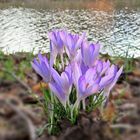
(0, 1, 140, 57)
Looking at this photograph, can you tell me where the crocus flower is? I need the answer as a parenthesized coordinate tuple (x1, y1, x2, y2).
(81, 41, 100, 67)
(101, 66, 123, 104)
(31, 53, 51, 82)
(49, 66, 72, 107)
(77, 68, 100, 101)
(48, 30, 65, 65)
(48, 30, 64, 54)
(99, 64, 117, 90)
(72, 62, 99, 101)
(94, 59, 110, 76)
(65, 32, 85, 60)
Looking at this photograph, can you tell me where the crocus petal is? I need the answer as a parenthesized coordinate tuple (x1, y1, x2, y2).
(80, 61, 89, 75)
(74, 49, 82, 63)
(81, 41, 100, 67)
(31, 54, 51, 82)
(78, 76, 86, 94)
(67, 34, 74, 51)
(65, 64, 72, 78)
(93, 43, 100, 61)
(49, 82, 66, 106)
(85, 68, 97, 82)
(107, 66, 123, 91)
(78, 75, 99, 100)
(100, 60, 110, 75)
(61, 72, 71, 93)
(31, 61, 42, 76)
(49, 31, 64, 63)
(50, 41, 58, 66)
(96, 60, 103, 74)
(48, 31, 58, 46)
(50, 65, 73, 106)
(102, 66, 123, 106)
(57, 32, 63, 49)
(40, 63, 51, 82)
(81, 41, 90, 66)
(75, 32, 86, 49)
(72, 62, 82, 86)
(51, 68, 62, 86)
(99, 65, 117, 89)
(59, 30, 67, 45)
(88, 44, 96, 66)
(85, 84, 99, 98)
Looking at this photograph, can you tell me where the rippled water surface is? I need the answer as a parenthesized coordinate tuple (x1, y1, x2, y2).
(0, 0, 140, 57)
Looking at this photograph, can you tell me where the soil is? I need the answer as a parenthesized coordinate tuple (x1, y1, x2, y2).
(0, 53, 140, 140)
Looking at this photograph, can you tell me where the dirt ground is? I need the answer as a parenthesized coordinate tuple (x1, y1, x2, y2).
(0, 53, 140, 140)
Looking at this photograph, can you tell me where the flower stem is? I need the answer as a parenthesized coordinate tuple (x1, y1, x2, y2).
(60, 54, 64, 69)
(70, 100, 79, 124)
(82, 99, 86, 110)
(49, 91, 55, 134)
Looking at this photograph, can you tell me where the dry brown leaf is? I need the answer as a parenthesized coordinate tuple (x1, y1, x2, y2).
(102, 102, 116, 122)
(133, 69, 140, 77)
(32, 82, 48, 92)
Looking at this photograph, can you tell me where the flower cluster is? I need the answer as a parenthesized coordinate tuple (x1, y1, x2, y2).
(32, 30, 123, 125)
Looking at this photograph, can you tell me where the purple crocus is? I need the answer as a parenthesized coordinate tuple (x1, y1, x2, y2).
(101, 66, 123, 104)
(48, 30, 65, 65)
(31, 29, 123, 112)
(48, 30, 64, 54)
(81, 41, 100, 67)
(94, 59, 110, 76)
(72, 62, 99, 101)
(31, 53, 51, 82)
(49, 66, 72, 107)
(77, 68, 100, 101)
(99, 64, 118, 90)
(65, 32, 85, 60)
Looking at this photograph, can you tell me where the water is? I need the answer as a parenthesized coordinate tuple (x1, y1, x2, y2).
(0, 0, 140, 57)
